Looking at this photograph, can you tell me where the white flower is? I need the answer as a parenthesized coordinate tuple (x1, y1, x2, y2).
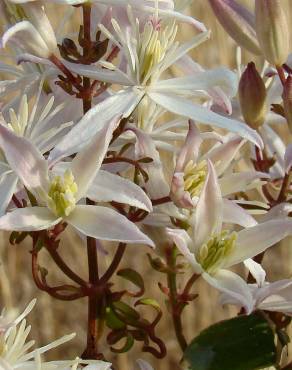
(0, 91, 72, 216)
(167, 160, 292, 308)
(0, 300, 76, 369)
(0, 119, 154, 246)
(219, 259, 292, 315)
(51, 12, 262, 162)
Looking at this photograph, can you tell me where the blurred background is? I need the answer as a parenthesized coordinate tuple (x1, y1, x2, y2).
(0, 1, 292, 369)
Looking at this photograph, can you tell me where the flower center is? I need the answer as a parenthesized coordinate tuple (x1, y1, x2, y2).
(183, 160, 208, 198)
(138, 20, 177, 84)
(47, 170, 78, 217)
(197, 231, 237, 274)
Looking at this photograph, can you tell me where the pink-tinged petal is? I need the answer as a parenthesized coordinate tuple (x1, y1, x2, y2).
(49, 89, 143, 164)
(0, 207, 60, 231)
(66, 205, 154, 247)
(219, 171, 269, 196)
(166, 228, 202, 273)
(284, 143, 292, 173)
(226, 219, 292, 267)
(223, 199, 257, 227)
(148, 92, 263, 148)
(208, 0, 261, 55)
(0, 123, 49, 193)
(175, 120, 202, 172)
(203, 269, 254, 314)
(175, 56, 233, 114)
(127, 125, 170, 199)
(87, 170, 152, 212)
(72, 117, 120, 201)
(244, 259, 266, 287)
(170, 172, 195, 209)
(194, 160, 223, 248)
(204, 135, 244, 176)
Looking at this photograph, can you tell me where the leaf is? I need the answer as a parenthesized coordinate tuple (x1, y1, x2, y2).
(183, 312, 276, 370)
(117, 268, 145, 297)
(105, 307, 126, 330)
(112, 301, 140, 326)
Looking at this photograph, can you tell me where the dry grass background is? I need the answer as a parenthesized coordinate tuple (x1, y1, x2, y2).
(0, 1, 292, 369)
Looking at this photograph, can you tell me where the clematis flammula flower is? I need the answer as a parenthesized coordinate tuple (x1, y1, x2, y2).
(0, 118, 154, 246)
(170, 120, 268, 209)
(2, 2, 57, 59)
(50, 11, 263, 163)
(219, 259, 292, 315)
(0, 299, 77, 369)
(0, 91, 73, 216)
(167, 160, 292, 301)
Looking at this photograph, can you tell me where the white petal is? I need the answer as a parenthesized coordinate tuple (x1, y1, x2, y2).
(2, 21, 50, 58)
(166, 227, 202, 273)
(66, 205, 154, 246)
(244, 259, 266, 287)
(72, 117, 119, 200)
(148, 92, 263, 148)
(0, 123, 49, 192)
(63, 62, 135, 85)
(194, 160, 223, 248)
(227, 219, 292, 267)
(49, 88, 143, 164)
(0, 172, 18, 216)
(153, 68, 238, 97)
(220, 171, 269, 196)
(87, 170, 152, 212)
(260, 202, 292, 222)
(136, 359, 154, 370)
(223, 199, 257, 228)
(203, 269, 254, 314)
(0, 207, 60, 231)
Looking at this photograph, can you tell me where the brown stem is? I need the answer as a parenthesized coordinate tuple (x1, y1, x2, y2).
(100, 243, 126, 284)
(166, 246, 187, 353)
(276, 66, 286, 86)
(277, 172, 290, 203)
(45, 241, 87, 287)
(152, 195, 172, 206)
(50, 54, 82, 91)
(282, 362, 292, 370)
(80, 4, 104, 359)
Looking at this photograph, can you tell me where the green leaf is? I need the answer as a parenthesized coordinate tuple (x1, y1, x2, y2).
(112, 301, 140, 326)
(117, 268, 145, 296)
(183, 312, 276, 370)
(105, 307, 126, 330)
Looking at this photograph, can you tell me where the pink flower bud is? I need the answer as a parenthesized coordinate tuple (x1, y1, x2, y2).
(208, 0, 261, 55)
(239, 62, 267, 129)
(255, 0, 289, 66)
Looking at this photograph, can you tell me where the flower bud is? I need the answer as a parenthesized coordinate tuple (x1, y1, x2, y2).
(282, 76, 292, 133)
(255, 0, 289, 66)
(238, 62, 267, 129)
(208, 0, 261, 55)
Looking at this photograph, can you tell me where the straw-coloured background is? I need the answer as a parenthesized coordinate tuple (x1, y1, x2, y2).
(0, 1, 291, 369)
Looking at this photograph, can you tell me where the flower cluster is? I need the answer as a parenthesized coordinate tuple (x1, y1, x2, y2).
(0, 0, 291, 369)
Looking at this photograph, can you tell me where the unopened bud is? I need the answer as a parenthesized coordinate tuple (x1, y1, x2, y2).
(208, 0, 261, 55)
(282, 76, 292, 133)
(239, 62, 267, 129)
(255, 0, 289, 66)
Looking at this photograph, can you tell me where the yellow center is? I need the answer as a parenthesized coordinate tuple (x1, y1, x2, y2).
(47, 170, 78, 217)
(183, 160, 208, 198)
(197, 231, 237, 274)
(137, 21, 177, 85)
